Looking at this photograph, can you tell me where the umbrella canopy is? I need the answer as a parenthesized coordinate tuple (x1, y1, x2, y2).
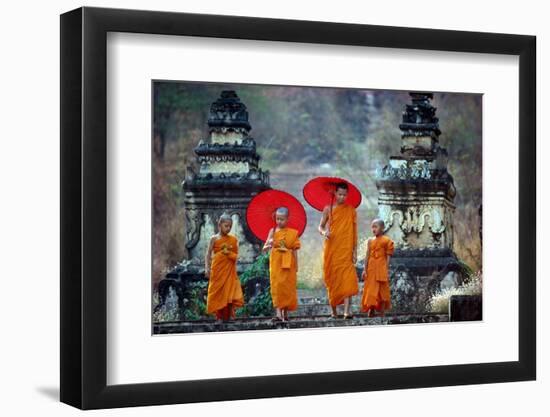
(246, 189, 307, 241)
(302, 176, 362, 212)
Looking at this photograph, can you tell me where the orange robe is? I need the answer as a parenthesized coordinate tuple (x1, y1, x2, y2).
(269, 227, 301, 310)
(361, 235, 394, 312)
(206, 234, 244, 318)
(323, 203, 359, 307)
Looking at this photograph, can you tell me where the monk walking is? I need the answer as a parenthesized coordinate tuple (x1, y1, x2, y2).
(205, 213, 244, 322)
(318, 182, 359, 319)
(361, 218, 394, 317)
(263, 207, 301, 322)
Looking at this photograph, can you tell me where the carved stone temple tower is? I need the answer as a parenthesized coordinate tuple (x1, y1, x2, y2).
(376, 92, 465, 312)
(160, 91, 270, 297)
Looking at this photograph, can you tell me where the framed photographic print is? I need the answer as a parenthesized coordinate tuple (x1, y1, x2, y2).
(60, 6, 536, 410)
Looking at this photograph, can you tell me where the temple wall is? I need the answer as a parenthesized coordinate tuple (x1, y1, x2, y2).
(378, 201, 453, 250)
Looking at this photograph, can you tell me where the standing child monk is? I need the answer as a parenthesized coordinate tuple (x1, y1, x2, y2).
(263, 207, 301, 322)
(318, 182, 359, 319)
(361, 218, 394, 317)
(205, 213, 244, 322)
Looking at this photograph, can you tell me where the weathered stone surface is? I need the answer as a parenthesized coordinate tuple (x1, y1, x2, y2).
(182, 91, 270, 269)
(377, 92, 455, 252)
(375, 92, 468, 313)
(449, 295, 482, 321)
(157, 91, 271, 308)
(153, 314, 449, 334)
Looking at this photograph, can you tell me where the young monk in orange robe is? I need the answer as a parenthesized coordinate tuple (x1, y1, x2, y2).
(263, 207, 301, 322)
(205, 214, 244, 322)
(318, 182, 359, 319)
(361, 218, 395, 317)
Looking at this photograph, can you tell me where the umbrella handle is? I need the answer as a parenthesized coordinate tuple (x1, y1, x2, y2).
(326, 193, 334, 238)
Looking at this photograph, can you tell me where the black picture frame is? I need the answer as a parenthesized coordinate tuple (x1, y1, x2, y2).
(60, 6, 536, 410)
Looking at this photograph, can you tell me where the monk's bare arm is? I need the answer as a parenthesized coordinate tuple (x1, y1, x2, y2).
(262, 228, 274, 252)
(204, 236, 216, 278)
(353, 212, 358, 263)
(318, 206, 330, 237)
(362, 238, 372, 278)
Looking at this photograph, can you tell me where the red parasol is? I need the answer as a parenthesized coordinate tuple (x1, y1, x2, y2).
(246, 189, 307, 241)
(302, 176, 362, 212)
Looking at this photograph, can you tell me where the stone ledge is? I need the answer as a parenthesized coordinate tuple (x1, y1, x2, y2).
(153, 314, 449, 334)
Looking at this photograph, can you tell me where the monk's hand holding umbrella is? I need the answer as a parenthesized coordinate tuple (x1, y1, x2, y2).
(263, 237, 274, 252)
(303, 176, 362, 319)
(319, 195, 332, 240)
(246, 189, 307, 323)
(304, 176, 361, 240)
(247, 190, 307, 244)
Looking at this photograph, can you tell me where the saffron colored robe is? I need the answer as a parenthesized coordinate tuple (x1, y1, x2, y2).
(206, 234, 244, 318)
(323, 203, 359, 307)
(269, 227, 301, 310)
(361, 235, 394, 312)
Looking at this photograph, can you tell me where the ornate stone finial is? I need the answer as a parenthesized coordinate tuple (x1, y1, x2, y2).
(208, 90, 251, 131)
(399, 92, 441, 158)
(399, 92, 441, 138)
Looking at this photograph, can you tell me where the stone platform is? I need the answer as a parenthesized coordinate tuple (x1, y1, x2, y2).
(153, 313, 449, 334)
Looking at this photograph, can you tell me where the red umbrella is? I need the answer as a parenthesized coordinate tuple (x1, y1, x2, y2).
(302, 176, 362, 212)
(246, 189, 307, 241)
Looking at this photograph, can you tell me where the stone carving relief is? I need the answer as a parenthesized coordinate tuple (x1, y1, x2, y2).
(188, 213, 215, 263)
(382, 209, 407, 247)
(184, 208, 202, 251)
(430, 208, 446, 234)
(379, 204, 451, 251)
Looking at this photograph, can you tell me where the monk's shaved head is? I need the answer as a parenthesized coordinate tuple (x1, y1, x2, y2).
(275, 207, 289, 217)
(371, 218, 385, 228)
(335, 182, 348, 191)
(218, 213, 233, 224)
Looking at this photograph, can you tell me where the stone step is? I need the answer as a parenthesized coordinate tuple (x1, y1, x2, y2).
(153, 313, 448, 334)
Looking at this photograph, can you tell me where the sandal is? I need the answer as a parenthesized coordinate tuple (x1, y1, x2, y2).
(343, 314, 354, 320)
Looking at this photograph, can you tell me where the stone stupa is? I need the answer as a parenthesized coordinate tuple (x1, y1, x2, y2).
(158, 91, 270, 306)
(376, 92, 466, 312)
